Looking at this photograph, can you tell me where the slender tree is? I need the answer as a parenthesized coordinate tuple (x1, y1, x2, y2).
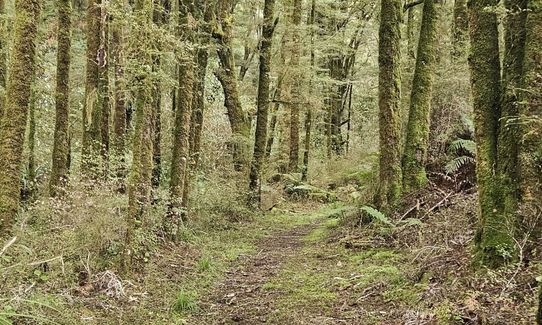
(124, 0, 154, 270)
(50, 0, 72, 197)
(302, 0, 316, 182)
(0, 0, 41, 235)
(468, 0, 512, 266)
(168, 0, 194, 231)
(248, 0, 277, 207)
(82, 0, 103, 179)
(288, 0, 302, 172)
(375, 0, 403, 210)
(214, 0, 251, 171)
(112, 0, 128, 191)
(402, 0, 438, 192)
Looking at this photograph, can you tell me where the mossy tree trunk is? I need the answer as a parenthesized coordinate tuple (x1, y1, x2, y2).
(248, 0, 277, 208)
(288, 0, 302, 172)
(82, 0, 103, 179)
(0, 0, 41, 235)
(452, 0, 469, 61)
(100, 8, 110, 178)
(402, 0, 438, 193)
(302, 0, 316, 182)
(468, 0, 514, 267)
(497, 0, 528, 248)
(214, 0, 251, 172)
(124, 0, 154, 271)
(519, 0, 542, 250)
(375, 0, 403, 211)
(112, 0, 127, 192)
(50, 0, 72, 197)
(168, 0, 194, 233)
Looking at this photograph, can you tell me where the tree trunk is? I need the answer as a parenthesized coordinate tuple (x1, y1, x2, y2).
(124, 0, 154, 271)
(375, 0, 403, 211)
(112, 0, 127, 192)
(0, 0, 41, 235)
(214, 0, 251, 171)
(519, 0, 542, 251)
(288, 0, 302, 172)
(468, 0, 512, 267)
(248, 0, 277, 208)
(82, 0, 103, 179)
(100, 8, 110, 178)
(451, 0, 468, 61)
(402, 0, 438, 192)
(497, 0, 528, 250)
(50, 0, 72, 197)
(302, 0, 316, 182)
(168, 0, 194, 233)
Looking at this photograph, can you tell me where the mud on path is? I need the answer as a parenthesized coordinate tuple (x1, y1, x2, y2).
(191, 220, 321, 325)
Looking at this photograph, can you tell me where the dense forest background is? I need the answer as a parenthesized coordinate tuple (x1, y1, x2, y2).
(0, 0, 540, 324)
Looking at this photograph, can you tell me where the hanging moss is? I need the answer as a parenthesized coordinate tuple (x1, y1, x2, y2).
(402, 0, 438, 193)
(50, 0, 72, 197)
(0, 0, 41, 235)
(375, 0, 403, 211)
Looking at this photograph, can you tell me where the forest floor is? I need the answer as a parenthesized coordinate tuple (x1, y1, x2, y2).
(1, 187, 539, 324)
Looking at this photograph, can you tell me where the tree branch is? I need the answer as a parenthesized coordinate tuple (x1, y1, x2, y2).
(403, 0, 424, 12)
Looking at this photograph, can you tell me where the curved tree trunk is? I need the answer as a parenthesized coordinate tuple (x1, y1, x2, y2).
(0, 0, 41, 235)
(50, 0, 72, 197)
(214, 0, 251, 172)
(375, 0, 402, 211)
(402, 0, 438, 192)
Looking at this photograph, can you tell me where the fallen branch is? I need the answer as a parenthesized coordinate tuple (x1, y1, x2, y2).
(0, 236, 17, 257)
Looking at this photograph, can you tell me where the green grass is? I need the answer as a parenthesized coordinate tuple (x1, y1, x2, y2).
(172, 290, 199, 315)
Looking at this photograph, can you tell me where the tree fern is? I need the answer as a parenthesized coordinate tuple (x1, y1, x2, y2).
(445, 156, 475, 175)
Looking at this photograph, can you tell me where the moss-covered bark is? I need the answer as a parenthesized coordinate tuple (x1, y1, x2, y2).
(302, 0, 316, 182)
(402, 0, 438, 193)
(82, 0, 103, 179)
(519, 0, 542, 245)
(124, 0, 154, 271)
(375, 0, 403, 211)
(0, 0, 41, 235)
(287, 0, 302, 172)
(468, 0, 514, 267)
(452, 0, 468, 61)
(214, 0, 251, 171)
(50, 0, 72, 197)
(248, 0, 277, 208)
(100, 9, 110, 178)
(168, 0, 194, 231)
(112, 0, 127, 192)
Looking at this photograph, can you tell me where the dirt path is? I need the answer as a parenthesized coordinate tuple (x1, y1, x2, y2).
(192, 221, 321, 325)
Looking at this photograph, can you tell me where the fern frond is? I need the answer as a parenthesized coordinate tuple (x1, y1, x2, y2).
(445, 156, 475, 175)
(360, 206, 394, 226)
(449, 139, 477, 156)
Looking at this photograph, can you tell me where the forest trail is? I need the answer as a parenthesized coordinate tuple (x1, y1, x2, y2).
(193, 220, 322, 324)
(190, 206, 370, 325)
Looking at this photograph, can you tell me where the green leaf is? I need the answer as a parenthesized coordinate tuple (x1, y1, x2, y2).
(361, 206, 394, 226)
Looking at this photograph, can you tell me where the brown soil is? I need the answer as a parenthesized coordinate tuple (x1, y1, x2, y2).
(191, 222, 320, 325)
